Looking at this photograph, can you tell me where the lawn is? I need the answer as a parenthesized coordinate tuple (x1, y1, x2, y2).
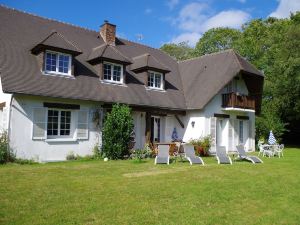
(1, 148, 300, 225)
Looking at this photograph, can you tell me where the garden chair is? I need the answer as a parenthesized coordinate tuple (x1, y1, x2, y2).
(259, 145, 274, 157)
(216, 146, 232, 164)
(183, 144, 204, 165)
(155, 145, 170, 165)
(236, 145, 263, 164)
(274, 144, 284, 158)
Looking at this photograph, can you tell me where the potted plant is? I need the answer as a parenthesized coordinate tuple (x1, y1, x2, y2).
(200, 135, 212, 156)
(188, 138, 203, 156)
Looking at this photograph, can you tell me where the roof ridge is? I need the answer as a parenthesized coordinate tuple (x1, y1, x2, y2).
(178, 49, 234, 63)
(0, 4, 97, 34)
(92, 43, 107, 51)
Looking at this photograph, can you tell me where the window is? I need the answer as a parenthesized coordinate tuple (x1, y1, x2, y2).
(103, 62, 123, 83)
(148, 71, 163, 89)
(47, 109, 71, 137)
(239, 120, 244, 144)
(45, 51, 71, 75)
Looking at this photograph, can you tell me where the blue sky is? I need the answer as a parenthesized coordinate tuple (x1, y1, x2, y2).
(1, 0, 300, 47)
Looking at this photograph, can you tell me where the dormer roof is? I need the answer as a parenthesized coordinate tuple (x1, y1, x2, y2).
(31, 30, 82, 55)
(131, 53, 171, 73)
(87, 44, 132, 65)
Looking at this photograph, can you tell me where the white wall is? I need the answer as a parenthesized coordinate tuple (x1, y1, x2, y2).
(0, 78, 12, 131)
(9, 95, 102, 162)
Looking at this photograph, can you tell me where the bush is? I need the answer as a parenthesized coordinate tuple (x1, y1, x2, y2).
(66, 151, 77, 161)
(188, 135, 212, 156)
(102, 104, 134, 159)
(0, 131, 15, 164)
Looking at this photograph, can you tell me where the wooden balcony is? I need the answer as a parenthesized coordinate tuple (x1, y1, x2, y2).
(222, 92, 255, 110)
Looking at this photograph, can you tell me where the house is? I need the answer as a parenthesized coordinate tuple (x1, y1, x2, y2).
(0, 6, 264, 162)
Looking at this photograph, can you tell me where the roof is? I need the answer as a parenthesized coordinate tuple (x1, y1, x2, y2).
(131, 53, 170, 73)
(178, 49, 264, 111)
(0, 6, 186, 111)
(31, 30, 82, 55)
(87, 44, 132, 65)
(0, 6, 264, 112)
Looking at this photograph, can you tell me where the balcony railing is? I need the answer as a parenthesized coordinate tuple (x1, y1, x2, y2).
(222, 92, 255, 110)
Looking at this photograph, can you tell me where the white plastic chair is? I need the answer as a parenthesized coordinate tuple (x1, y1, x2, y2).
(274, 144, 284, 158)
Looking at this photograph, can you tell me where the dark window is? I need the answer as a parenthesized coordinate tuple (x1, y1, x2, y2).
(47, 109, 71, 137)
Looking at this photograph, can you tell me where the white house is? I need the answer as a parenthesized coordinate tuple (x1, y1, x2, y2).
(0, 6, 264, 162)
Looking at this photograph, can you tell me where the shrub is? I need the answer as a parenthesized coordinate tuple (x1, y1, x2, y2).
(102, 104, 134, 159)
(0, 131, 15, 164)
(188, 135, 212, 156)
(66, 151, 77, 161)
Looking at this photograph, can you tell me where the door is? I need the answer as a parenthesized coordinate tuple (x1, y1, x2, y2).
(150, 116, 160, 143)
(238, 120, 249, 146)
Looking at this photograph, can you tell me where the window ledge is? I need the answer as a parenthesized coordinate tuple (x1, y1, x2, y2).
(45, 138, 78, 143)
(145, 87, 166, 92)
(42, 72, 75, 79)
(100, 80, 127, 87)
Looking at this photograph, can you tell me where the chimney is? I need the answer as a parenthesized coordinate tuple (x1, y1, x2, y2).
(100, 20, 116, 45)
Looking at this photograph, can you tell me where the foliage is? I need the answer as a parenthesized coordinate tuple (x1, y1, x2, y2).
(0, 131, 15, 164)
(160, 42, 193, 60)
(66, 151, 77, 161)
(194, 27, 241, 56)
(102, 104, 134, 159)
(188, 135, 212, 156)
(92, 145, 101, 159)
(161, 12, 300, 142)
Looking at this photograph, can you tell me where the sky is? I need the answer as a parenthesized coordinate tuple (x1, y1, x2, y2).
(1, 0, 300, 48)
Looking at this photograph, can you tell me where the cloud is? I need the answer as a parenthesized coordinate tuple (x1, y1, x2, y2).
(238, 0, 246, 3)
(166, 0, 179, 10)
(145, 8, 152, 14)
(169, 2, 250, 46)
(203, 10, 251, 31)
(171, 32, 202, 46)
(269, 0, 300, 18)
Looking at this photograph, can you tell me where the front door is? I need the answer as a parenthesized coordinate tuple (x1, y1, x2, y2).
(150, 116, 160, 143)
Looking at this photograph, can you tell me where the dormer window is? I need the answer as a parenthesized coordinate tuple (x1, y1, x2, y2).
(148, 71, 163, 90)
(103, 62, 123, 83)
(44, 51, 71, 75)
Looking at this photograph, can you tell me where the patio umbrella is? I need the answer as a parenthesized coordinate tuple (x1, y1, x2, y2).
(268, 130, 276, 145)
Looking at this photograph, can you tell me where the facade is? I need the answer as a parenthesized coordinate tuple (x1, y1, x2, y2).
(0, 6, 264, 162)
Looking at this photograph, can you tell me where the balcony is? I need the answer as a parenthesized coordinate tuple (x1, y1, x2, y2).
(222, 92, 255, 111)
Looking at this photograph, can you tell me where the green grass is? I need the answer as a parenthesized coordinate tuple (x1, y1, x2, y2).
(1, 148, 300, 225)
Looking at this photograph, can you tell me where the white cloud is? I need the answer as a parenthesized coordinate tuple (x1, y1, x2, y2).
(269, 0, 300, 18)
(238, 0, 246, 3)
(203, 10, 251, 31)
(169, 2, 250, 46)
(166, 0, 179, 10)
(171, 32, 202, 46)
(145, 8, 152, 14)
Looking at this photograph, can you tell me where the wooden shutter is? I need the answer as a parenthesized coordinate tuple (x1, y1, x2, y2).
(228, 119, 234, 152)
(210, 117, 217, 152)
(77, 110, 89, 140)
(32, 108, 47, 140)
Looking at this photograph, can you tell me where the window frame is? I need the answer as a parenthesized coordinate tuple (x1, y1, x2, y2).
(44, 50, 72, 76)
(103, 61, 124, 84)
(46, 109, 72, 139)
(148, 71, 163, 90)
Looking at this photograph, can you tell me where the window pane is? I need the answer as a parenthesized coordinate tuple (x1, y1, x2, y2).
(113, 65, 121, 81)
(60, 110, 71, 136)
(47, 109, 59, 136)
(103, 64, 112, 80)
(45, 52, 57, 72)
(58, 54, 70, 74)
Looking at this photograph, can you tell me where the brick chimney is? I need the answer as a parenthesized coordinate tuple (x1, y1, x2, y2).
(100, 20, 116, 45)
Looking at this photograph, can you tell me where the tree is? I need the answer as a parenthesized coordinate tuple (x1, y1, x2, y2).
(194, 27, 241, 56)
(102, 104, 134, 159)
(160, 42, 193, 61)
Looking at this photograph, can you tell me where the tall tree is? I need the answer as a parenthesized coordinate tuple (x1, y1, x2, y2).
(194, 27, 241, 56)
(160, 42, 193, 61)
